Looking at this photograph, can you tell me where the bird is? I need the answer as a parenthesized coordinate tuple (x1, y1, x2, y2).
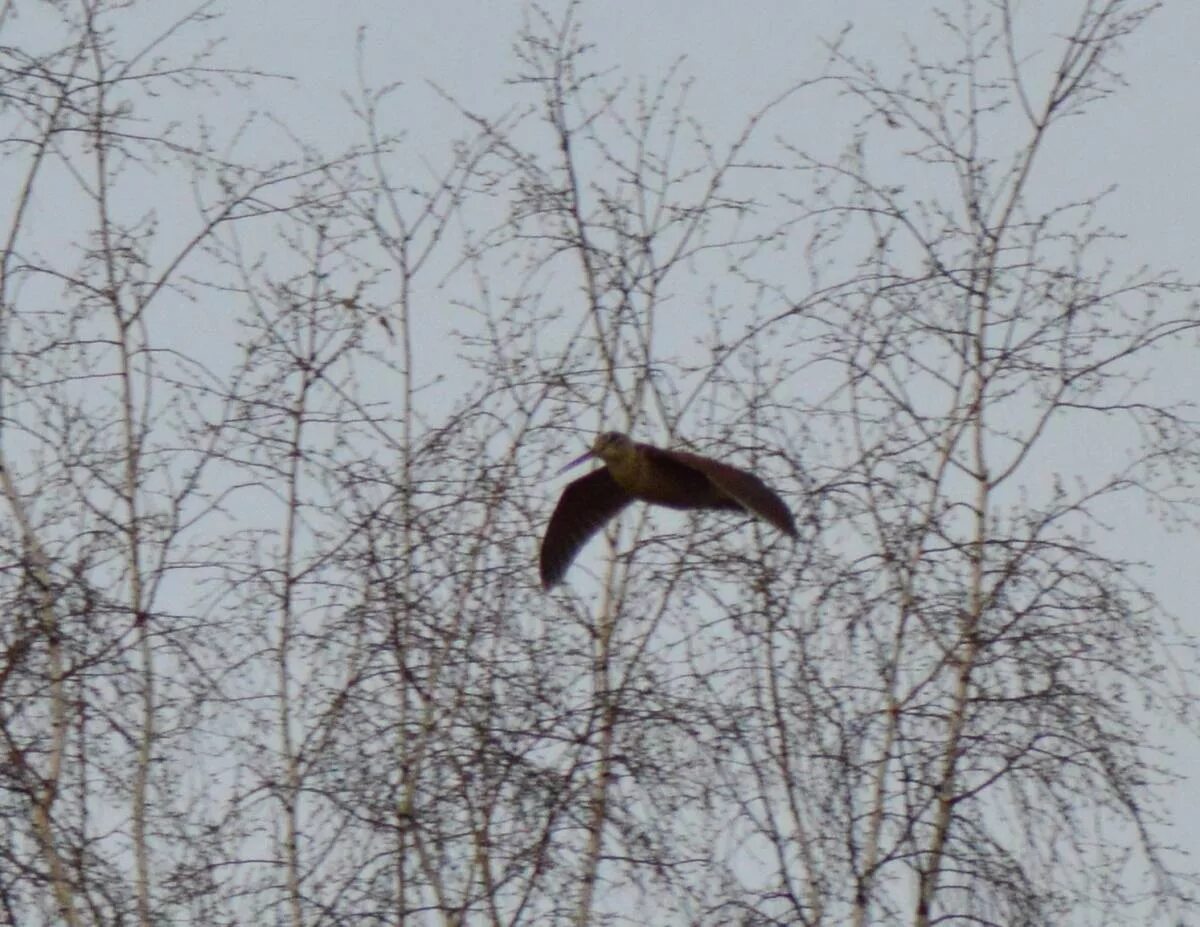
(540, 431, 797, 588)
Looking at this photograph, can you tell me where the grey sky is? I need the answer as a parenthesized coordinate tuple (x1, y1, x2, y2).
(213, 0, 1200, 572)
(212, 0, 1200, 873)
(217, 0, 1200, 279)
(6, 0, 1196, 919)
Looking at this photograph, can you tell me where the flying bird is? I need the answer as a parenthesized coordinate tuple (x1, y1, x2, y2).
(540, 431, 797, 588)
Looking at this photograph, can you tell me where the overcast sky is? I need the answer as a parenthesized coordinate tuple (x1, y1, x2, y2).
(11, 0, 1194, 907)
(213, 0, 1200, 273)
(201, 0, 1200, 591)
(206, 0, 1200, 863)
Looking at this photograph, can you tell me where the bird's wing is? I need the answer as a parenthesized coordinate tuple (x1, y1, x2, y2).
(656, 447, 798, 537)
(540, 468, 632, 588)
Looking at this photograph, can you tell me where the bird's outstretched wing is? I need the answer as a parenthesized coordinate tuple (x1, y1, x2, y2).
(540, 468, 632, 588)
(658, 448, 798, 538)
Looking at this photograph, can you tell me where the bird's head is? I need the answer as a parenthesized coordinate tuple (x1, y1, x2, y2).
(558, 431, 635, 473)
(591, 431, 634, 462)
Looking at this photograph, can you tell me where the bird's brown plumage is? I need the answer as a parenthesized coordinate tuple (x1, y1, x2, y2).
(539, 468, 632, 590)
(540, 432, 797, 588)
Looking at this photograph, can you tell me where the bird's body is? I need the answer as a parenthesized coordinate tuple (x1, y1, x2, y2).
(540, 432, 797, 588)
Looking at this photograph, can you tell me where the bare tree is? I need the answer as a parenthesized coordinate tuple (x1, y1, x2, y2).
(718, 1, 1200, 923)
(429, 2, 1200, 924)
(1, 1, 1195, 926)
(0, 2, 434, 923)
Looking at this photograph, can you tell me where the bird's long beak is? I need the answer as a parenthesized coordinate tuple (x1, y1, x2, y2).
(557, 449, 595, 476)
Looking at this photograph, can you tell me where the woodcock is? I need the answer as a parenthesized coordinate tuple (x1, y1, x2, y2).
(540, 432, 797, 588)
